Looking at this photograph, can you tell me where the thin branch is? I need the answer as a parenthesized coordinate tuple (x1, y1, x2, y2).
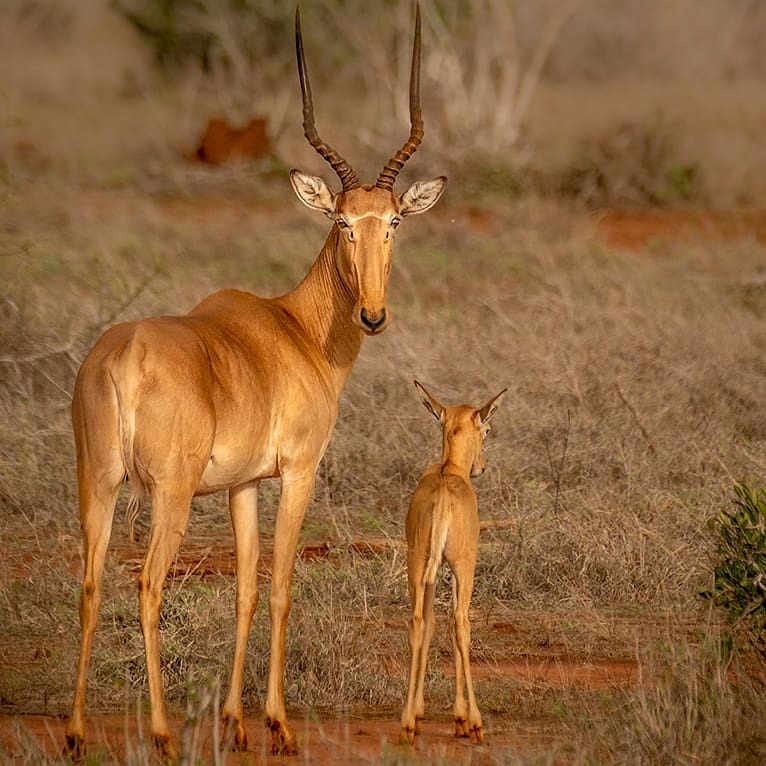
(544, 409, 572, 517)
(510, 0, 582, 141)
(615, 382, 657, 456)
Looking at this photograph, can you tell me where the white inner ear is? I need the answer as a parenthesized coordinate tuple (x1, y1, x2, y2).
(290, 170, 336, 215)
(398, 176, 447, 217)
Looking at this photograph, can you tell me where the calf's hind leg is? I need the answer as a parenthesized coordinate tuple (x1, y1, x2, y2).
(450, 559, 483, 743)
(400, 555, 436, 744)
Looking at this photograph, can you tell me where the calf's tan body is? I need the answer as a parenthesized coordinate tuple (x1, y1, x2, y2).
(401, 381, 506, 745)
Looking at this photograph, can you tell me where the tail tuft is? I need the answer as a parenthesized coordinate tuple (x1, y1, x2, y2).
(125, 483, 145, 543)
(422, 486, 450, 584)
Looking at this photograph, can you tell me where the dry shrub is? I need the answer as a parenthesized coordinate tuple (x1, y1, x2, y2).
(558, 120, 701, 208)
(572, 636, 766, 765)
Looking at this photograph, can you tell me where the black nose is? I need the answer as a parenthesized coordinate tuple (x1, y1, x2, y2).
(360, 308, 387, 332)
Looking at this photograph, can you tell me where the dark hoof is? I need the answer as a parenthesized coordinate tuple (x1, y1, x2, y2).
(64, 734, 85, 762)
(152, 734, 177, 762)
(221, 715, 248, 752)
(267, 719, 298, 756)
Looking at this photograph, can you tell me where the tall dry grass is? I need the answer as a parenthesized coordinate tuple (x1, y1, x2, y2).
(3, 173, 765, 703)
(1, 1, 766, 763)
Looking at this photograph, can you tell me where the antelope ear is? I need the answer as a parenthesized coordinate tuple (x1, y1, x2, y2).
(398, 176, 447, 217)
(290, 170, 336, 216)
(479, 388, 507, 425)
(414, 380, 445, 423)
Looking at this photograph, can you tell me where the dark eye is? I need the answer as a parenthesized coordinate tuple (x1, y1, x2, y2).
(336, 218, 349, 229)
(390, 217, 401, 230)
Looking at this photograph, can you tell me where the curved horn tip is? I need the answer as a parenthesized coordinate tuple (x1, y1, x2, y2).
(294, 3, 360, 191)
(375, 0, 424, 190)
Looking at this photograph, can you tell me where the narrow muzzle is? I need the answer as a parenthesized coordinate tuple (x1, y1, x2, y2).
(360, 307, 387, 334)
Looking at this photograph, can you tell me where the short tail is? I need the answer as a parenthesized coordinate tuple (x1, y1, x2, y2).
(110, 349, 147, 542)
(125, 484, 145, 543)
(423, 485, 450, 585)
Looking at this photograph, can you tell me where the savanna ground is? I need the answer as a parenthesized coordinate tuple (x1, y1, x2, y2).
(2, 1, 766, 764)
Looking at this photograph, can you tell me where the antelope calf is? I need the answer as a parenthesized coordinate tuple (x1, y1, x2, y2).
(400, 380, 506, 746)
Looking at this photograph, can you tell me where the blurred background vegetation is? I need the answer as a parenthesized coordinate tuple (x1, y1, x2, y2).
(2, 0, 766, 205)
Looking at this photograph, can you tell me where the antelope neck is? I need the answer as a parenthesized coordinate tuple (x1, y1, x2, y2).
(280, 228, 363, 389)
(439, 438, 475, 479)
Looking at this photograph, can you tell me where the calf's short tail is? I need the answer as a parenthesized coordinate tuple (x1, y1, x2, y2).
(423, 484, 450, 585)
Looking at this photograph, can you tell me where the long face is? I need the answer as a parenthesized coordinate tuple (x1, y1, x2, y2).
(333, 186, 400, 335)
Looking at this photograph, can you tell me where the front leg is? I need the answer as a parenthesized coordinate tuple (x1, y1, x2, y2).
(221, 480, 260, 752)
(265, 472, 316, 755)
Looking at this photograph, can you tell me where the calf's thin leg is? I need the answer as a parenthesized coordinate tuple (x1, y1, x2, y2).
(413, 581, 436, 730)
(400, 553, 433, 744)
(451, 559, 483, 743)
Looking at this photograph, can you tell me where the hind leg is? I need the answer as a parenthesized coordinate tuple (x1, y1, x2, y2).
(65, 462, 123, 757)
(450, 558, 482, 743)
(413, 581, 436, 731)
(400, 549, 436, 745)
(138, 483, 195, 761)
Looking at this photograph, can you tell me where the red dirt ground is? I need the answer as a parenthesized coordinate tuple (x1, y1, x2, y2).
(1, 530, 641, 763)
(0, 711, 572, 765)
(595, 207, 766, 250)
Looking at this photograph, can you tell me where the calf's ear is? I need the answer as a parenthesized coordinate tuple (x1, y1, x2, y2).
(414, 380, 445, 423)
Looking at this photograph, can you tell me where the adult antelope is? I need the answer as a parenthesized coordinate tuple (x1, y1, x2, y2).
(65, 5, 446, 759)
(400, 381, 505, 746)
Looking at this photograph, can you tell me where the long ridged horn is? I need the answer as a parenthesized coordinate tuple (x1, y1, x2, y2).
(375, 3, 423, 192)
(295, 7, 360, 192)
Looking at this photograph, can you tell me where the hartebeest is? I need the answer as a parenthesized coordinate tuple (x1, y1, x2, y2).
(65, 5, 446, 759)
(400, 381, 505, 746)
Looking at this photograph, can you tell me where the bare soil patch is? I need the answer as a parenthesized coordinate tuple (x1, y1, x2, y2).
(0, 709, 583, 765)
(596, 208, 766, 250)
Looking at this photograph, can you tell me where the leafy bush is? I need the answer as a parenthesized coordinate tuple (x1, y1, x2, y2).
(702, 483, 766, 661)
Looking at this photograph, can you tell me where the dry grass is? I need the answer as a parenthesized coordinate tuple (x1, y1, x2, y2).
(570, 635, 766, 765)
(2, 1, 766, 763)
(2, 170, 765, 757)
